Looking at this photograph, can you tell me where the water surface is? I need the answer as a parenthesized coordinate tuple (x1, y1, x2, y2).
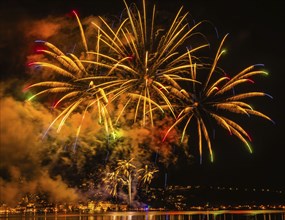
(2, 210, 285, 220)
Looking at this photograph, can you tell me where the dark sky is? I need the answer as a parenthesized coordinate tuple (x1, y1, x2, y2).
(1, 0, 284, 190)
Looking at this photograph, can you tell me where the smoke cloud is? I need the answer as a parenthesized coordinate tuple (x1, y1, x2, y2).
(0, 88, 83, 205)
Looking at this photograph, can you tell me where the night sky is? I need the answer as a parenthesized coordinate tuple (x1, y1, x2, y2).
(0, 0, 284, 196)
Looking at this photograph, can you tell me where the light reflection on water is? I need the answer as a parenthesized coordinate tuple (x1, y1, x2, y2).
(1, 211, 285, 220)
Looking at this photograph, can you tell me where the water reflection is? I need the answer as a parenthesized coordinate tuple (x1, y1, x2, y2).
(2, 211, 285, 220)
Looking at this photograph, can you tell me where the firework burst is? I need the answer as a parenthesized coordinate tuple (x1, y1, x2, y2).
(163, 35, 273, 163)
(27, 0, 208, 136)
(78, 0, 209, 127)
(26, 0, 272, 163)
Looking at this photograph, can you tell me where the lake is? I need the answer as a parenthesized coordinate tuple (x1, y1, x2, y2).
(1, 210, 285, 220)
